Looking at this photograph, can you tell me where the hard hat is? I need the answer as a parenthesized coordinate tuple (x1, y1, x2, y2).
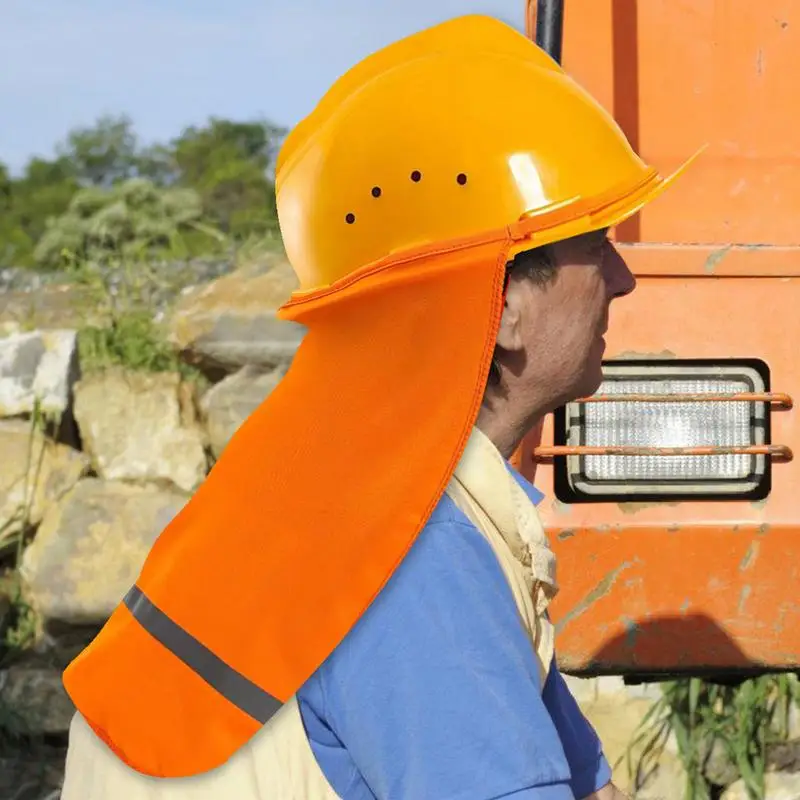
(276, 14, 697, 293)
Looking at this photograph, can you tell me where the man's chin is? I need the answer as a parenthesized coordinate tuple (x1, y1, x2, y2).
(576, 366, 604, 400)
(543, 362, 605, 413)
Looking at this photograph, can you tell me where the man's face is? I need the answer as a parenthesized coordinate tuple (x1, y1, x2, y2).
(496, 228, 636, 412)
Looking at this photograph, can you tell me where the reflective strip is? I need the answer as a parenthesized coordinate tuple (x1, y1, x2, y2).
(123, 585, 282, 725)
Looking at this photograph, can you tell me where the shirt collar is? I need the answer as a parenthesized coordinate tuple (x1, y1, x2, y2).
(505, 462, 545, 506)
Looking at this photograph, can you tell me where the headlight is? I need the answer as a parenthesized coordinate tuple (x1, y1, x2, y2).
(552, 360, 781, 501)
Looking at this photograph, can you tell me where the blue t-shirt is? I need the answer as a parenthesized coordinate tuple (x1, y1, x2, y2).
(297, 467, 611, 799)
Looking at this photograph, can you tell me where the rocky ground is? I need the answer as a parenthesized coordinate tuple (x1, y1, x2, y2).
(0, 256, 303, 797)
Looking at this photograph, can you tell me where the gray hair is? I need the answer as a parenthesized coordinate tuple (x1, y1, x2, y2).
(486, 245, 558, 389)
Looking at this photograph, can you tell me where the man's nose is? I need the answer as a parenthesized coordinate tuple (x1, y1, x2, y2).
(604, 242, 637, 299)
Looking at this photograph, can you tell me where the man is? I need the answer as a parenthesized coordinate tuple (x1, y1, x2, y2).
(60, 14, 696, 799)
(292, 232, 636, 800)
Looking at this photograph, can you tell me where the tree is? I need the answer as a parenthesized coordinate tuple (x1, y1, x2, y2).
(33, 178, 208, 269)
(56, 114, 140, 187)
(0, 163, 11, 212)
(135, 142, 179, 186)
(0, 114, 286, 268)
(0, 161, 33, 266)
(55, 114, 182, 188)
(0, 156, 79, 267)
(172, 118, 285, 239)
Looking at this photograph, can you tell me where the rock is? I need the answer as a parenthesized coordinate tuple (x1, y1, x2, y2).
(0, 330, 79, 418)
(20, 478, 188, 624)
(168, 258, 305, 377)
(768, 741, 800, 775)
(0, 320, 22, 337)
(200, 365, 286, 457)
(702, 735, 740, 788)
(722, 771, 800, 799)
(770, 688, 800, 742)
(39, 621, 104, 671)
(0, 282, 99, 331)
(0, 260, 234, 296)
(0, 591, 11, 641)
(0, 743, 67, 800)
(0, 421, 90, 541)
(0, 663, 75, 734)
(573, 689, 688, 799)
(562, 674, 598, 703)
(73, 369, 207, 493)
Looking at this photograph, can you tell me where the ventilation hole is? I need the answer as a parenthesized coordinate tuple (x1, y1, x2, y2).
(371, 186, 382, 198)
(410, 170, 422, 182)
(345, 213, 356, 224)
(456, 173, 468, 185)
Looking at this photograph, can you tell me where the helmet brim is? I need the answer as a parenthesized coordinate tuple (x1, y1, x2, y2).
(507, 145, 706, 261)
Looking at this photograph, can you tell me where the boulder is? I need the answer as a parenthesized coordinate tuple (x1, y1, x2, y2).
(574, 686, 688, 799)
(701, 736, 740, 788)
(73, 369, 207, 493)
(0, 743, 66, 800)
(200, 365, 286, 457)
(722, 771, 800, 799)
(0, 329, 79, 418)
(168, 258, 305, 377)
(768, 741, 800, 775)
(0, 591, 10, 642)
(0, 282, 98, 331)
(0, 663, 75, 735)
(20, 478, 188, 625)
(0, 420, 90, 541)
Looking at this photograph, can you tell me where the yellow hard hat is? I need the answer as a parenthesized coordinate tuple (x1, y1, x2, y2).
(276, 14, 698, 293)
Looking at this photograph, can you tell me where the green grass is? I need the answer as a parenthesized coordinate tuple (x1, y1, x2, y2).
(0, 399, 47, 562)
(65, 229, 283, 379)
(0, 404, 48, 743)
(626, 674, 800, 798)
(77, 313, 199, 378)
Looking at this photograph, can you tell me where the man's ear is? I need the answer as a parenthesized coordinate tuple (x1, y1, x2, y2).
(495, 281, 525, 351)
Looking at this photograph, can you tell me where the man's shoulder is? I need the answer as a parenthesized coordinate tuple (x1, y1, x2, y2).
(324, 492, 516, 660)
(306, 481, 540, 689)
(429, 464, 545, 527)
(423, 464, 544, 554)
(408, 491, 499, 582)
(425, 489, 472, 529)
(304, 487, 542, 694)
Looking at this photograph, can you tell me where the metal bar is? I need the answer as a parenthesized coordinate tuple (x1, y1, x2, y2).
(535, 0, 565, 63)
(534, 444, 793, 460)
(573, 392, 793, 409)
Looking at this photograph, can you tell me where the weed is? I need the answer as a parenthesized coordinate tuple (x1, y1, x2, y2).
(62, 242, 205, 380)
(626, 675, 800, 799)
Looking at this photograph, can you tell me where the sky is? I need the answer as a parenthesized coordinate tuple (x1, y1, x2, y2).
(1, 0, 525, 174)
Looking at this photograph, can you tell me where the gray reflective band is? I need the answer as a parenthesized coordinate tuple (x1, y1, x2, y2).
(123, 585, 282, 725)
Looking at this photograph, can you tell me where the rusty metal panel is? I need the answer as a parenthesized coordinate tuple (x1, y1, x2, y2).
(519, 274, 800, 673)
(555, 0, 800, 247)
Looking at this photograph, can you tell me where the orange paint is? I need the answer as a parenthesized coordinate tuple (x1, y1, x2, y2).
(524, 0, 800, 675)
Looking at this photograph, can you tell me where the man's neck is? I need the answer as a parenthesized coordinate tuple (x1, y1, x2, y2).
(474, 414, 522, 459)
(475, 394, 546, 460)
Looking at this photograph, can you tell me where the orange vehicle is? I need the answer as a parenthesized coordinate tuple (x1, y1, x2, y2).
(517, 0, 799, 680)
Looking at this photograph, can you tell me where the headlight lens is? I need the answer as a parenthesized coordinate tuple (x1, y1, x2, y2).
(557, 361, 770, 499)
